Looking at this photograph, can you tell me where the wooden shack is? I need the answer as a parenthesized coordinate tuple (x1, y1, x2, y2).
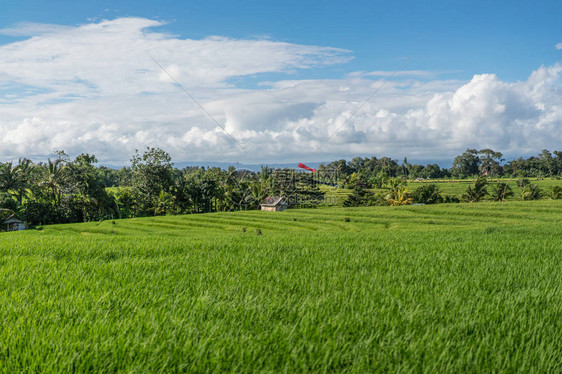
(2, 216, 26, 231)
(260, 196, 288, 211)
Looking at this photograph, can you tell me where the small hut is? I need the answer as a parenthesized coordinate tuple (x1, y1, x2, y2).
(260, 196, 288, 212)
(2, 216, 26, 231)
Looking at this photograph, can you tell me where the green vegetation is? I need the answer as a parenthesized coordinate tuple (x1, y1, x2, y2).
(462, 177, 489, 202)
(0, 149, 326, 227)
(327, 178, 562, 206)
(3, 147, 562, 228)
(1, 201, 562, 371)
(491, 182, 514, 201)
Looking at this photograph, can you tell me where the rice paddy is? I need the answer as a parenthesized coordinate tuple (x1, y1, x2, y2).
(1, 200, 562, 372)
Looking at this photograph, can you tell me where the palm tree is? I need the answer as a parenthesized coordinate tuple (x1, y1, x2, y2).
(253, 166, 272, 208)
(384, 177, 407, 191)
(259, 165, 271, 184)
(549, 186, 562, 200)
(520, 184, 542, 200)
(0, 162, 19, 193)
(384, 177, 412, 206)
(463, 177, 489, 202)
(491, 182, 513, 201)
(13, 158, 33, 205)
(40, 159, 64, 205)
(249, 180, 269, 209)
(386, 185, 413, 206)
(0, 161, 32, 205)
(155, 190, 176, 216)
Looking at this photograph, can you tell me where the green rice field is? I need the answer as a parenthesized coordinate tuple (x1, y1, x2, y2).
(1, 201, 562, 372)
(408, 178, 562, 196)
(323, 178, 562, 205)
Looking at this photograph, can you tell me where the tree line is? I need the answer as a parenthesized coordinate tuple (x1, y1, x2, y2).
(322, 148, 562, 183)
(0, 148, 324, 227)
(342, 175, 562, 208)
(1, 147, 561, 227)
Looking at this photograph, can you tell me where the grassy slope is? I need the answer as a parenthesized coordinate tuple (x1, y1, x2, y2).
(1, 201, 562, 372)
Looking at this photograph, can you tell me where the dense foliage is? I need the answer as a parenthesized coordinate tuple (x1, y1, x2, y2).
(0, 148, 325, 226)
(1, 147, 562, 226)
(324, 148, 562, 182)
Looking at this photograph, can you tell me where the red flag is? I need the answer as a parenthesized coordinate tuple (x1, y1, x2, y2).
(298, 163, 316, 173)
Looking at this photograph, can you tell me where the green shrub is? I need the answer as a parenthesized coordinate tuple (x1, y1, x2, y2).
(412, 184, 443, 204)
(443, 195, 460, 203)
(521, 184, 542, 200)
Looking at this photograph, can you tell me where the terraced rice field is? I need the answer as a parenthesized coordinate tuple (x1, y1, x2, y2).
(1, 201, 562, 371)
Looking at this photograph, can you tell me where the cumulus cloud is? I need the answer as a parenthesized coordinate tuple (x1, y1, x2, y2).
(0, 17, 561, 165)
(556, 42, 562, 50)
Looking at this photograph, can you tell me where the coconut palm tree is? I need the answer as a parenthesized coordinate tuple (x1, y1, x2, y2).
(549, 186, 562, 200)
(385, 177, 407, 191)
(383, 177, 412, 206)
(155, 190, 176, 216)
(252, 166, 272, 208)
(249, 179, 270, 209)
(0, 162, 19, 193)
(40, 159, 64, 205)
(0, 161, 33, 205)
(13, 158, 33, 205)
(463, 177, 489, 202)
(520, 184, 542, 200)
(259, 165, 271, 184)
(387, 185, 413, 206)
(491, 182, 513, 201)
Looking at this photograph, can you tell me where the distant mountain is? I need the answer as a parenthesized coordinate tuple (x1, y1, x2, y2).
(100, 159, 452, 171)
(173, 161, 326, 172)
(174, 159, 453, 171)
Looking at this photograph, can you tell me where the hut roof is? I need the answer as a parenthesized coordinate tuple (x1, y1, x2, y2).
(260, 196, 287, 207)
(2, 215, 24, 224)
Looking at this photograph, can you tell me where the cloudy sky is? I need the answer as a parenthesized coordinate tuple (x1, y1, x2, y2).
(1, 1, 561, 165)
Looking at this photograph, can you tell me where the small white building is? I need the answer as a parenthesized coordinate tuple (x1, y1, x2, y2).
(260, 196, 288, 212)
(2, 216, 26, 231)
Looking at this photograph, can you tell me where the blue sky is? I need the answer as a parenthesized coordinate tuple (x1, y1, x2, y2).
(0, 1, 561, 164)
(2, 0, 560, 81)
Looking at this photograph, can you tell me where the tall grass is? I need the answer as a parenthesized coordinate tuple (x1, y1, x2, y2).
(1, 201, 562, 371)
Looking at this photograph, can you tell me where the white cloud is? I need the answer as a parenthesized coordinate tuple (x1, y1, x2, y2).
(0, 18, 350, 96)
(0, 22, 73, 36)
(0, 17, 561, 165)
(556, 42, 562, 50)
(363, 70, 434, 78)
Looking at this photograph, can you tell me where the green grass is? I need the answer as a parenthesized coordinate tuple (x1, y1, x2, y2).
(1, 201, 562, 371)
